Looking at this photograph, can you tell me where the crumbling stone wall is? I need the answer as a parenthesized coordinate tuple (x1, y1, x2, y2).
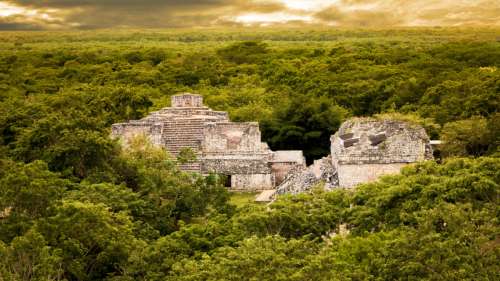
(276, 118, 433, 196)
(336, 163, 407, 187)
(111, 122, 163, 146)
(202, 122, 264, 152)
(271, 162, 297, 186)
(201, 154, 271, 175)
(232, 174, 273, 191)
(331, 118, 433, 188)
(269, 151, 306, 186)
(276, 156, 337, 195)
(112, 94, 230, 173)
(200, 121, 274, 190)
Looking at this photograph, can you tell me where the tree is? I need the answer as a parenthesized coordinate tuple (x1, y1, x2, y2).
(12, 112, 117, 178)
(264, 95, 348, 162)
(119, 135, 231, 235)
(0, 160, 70, 242)
(0, 230, 64, 281)
(36, 200, 140, 281)
(440, 116, 491, 157)
(168, 236, 319, 281)
(217, 41, 269, 64)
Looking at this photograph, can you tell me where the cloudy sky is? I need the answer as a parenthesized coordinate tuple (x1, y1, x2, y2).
(0, 0, 499, 30)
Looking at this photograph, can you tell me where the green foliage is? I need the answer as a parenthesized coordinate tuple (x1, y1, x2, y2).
(160, 157, 499, 281)
(229, 192, 259, 207)
(217, 41, 269, 64)
(1, 29, 499, 161)
(177, 147, 197, 165)
(0, 29, 499, 280)
(440, 116, 495, 157)
(0, 134, 231, 280)
(0, 230, 64, 281)
(168, 236, 320, 281)
(120, 136, 232, 234)
(297, 227, 499, 281)
(0, 160, 71, 242)
(36, 200, 138, 280)
(374, 112, 441, 139)
(232, 189, 349, 238)
(12, 112, 116, 178)
(263, 95, 348, 161)
(347, 157, 499, 234)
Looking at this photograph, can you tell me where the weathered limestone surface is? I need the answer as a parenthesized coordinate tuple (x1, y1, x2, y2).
(232, 174, 273, 189)
(275, 118, 434, 195)
(111, 93, 304, 191)
(269, 150, 306, 186)
(202, 155, 271, 175)
(171, 93, 203, 107)
(331, 118, 433, 188)
(276, 156, 337, 195)
(336, 163, 407, 188)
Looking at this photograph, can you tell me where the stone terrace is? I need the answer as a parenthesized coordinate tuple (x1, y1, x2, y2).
(112, 93, 305, 190)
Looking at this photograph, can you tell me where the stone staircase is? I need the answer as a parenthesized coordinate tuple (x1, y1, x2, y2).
(255, 190, 276, 202)
(162, 118, 206, 173)
(178, 162, 202, 173)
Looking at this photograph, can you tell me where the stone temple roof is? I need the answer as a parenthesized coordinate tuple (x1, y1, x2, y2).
(171, 93, 204, 108)
(122, 93, 229, 124)
(331, 118, 433, 165)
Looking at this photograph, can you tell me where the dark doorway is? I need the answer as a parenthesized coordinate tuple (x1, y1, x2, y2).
(224, 175, 232, 187)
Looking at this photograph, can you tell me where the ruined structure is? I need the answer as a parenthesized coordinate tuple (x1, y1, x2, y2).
(111, 93, 305, 190)
(112, 94, 433, 196)
(276, 118, 433, 195)
(276, 156, 336, 195)
(331, 118, 433, 188)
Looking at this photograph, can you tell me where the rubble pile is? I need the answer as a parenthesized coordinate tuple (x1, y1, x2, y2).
(276, 156, 338, 195)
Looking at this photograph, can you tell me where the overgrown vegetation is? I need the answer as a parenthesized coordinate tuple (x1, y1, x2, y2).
(0, 28, 499, 280)
(1, 28, 498, 162)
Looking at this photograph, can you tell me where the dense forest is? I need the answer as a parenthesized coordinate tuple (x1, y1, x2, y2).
(0, 28, 499, 280)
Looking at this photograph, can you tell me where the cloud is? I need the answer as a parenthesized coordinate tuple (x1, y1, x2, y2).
(0, 0, 499, 29)
(314, 0, 500, 27)
(0, 16, 42, 30)
(1, 0, 288, 29)
(414, 1, 500, 26)
(317, 8, 404, 27)
(0, 2, 67, 29)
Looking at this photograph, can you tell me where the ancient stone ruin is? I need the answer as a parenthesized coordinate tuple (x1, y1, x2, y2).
(112, 94, 434, 198)
(112, 93, 305, 190)
(331, 118, 433, 188)
(276, 118, 433, 195)
(275, 155, 337, 195)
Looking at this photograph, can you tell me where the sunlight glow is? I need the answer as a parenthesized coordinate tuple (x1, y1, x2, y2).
(280, 0, 338, 12)
(0, 0, 497, 29)
(234, 11, 312, 24)
(0, 2, 57, 19)
(234, 1, 337, 25)
(0, 2, 25, 17)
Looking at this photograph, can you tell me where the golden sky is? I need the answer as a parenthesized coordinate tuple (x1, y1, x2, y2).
(0, 0, 499, 30)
